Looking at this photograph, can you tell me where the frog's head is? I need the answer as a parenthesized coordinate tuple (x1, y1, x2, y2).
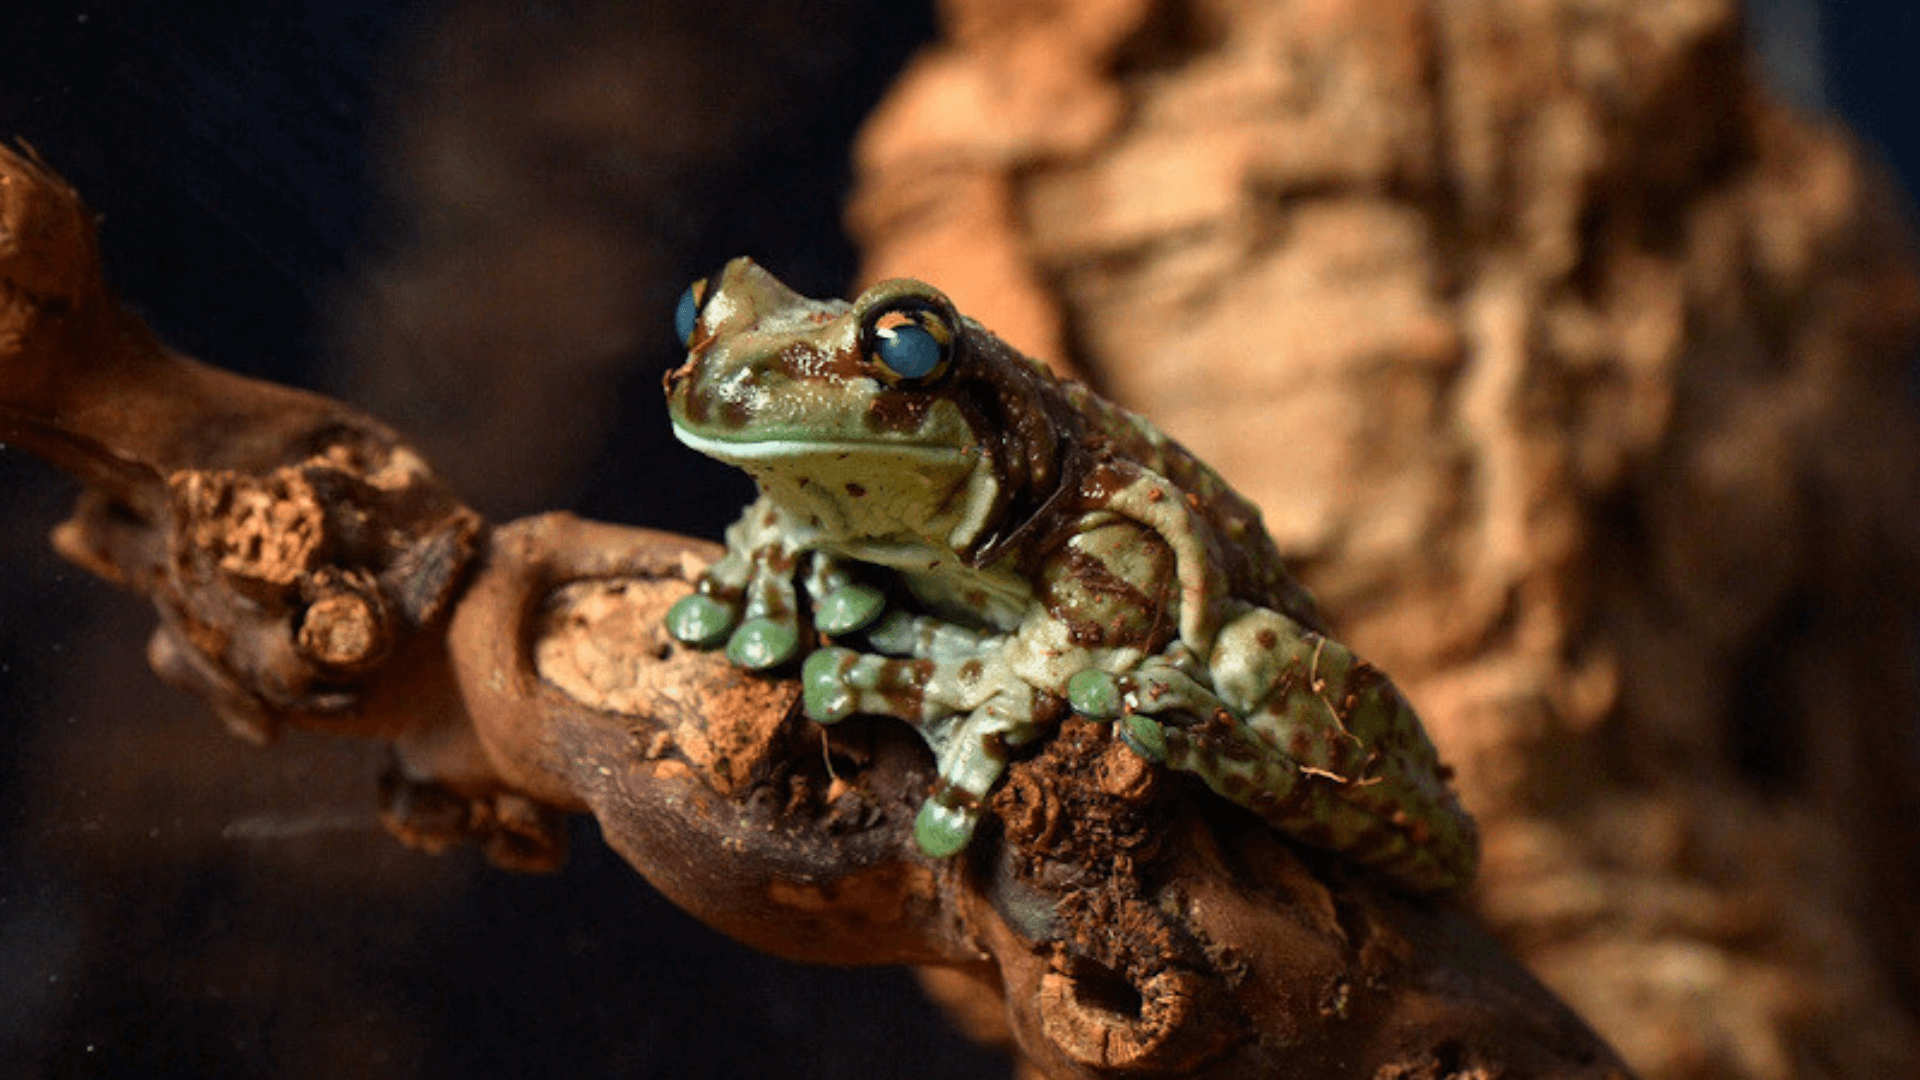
(664, 258, 1062, 557)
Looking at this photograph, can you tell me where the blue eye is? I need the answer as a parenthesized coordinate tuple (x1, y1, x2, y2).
(674, 282, 704, 346)
(863, 299, 955, 384)
(875, 322, 943, 379)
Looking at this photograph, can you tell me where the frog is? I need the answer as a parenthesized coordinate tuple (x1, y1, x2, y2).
(661, 258, 1477, 892)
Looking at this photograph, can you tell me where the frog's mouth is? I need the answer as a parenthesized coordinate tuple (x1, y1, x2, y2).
(672, 422, 1000, 548)
(671, 423, 970, 466)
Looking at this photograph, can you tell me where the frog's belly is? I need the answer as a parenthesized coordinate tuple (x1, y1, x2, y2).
(825, 538, 1030, 633)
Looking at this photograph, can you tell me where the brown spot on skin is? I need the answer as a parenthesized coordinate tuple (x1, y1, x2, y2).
(864, 390, 934, 434)
(1290, 732, 1313, 760)
(1035, 535, 1174, 652)
(774, 340, 816, 376)
(1079, 463, 1129, 502)
(696, 580, 743, 605)
(844, 482, 867, 497)
(929, 778, 982, 811)
(1257, 628, 1278, 650)
(877, 658, 934, 716)
(1218, 739, 1259, 765)
(1030, 690, 1069, 728)
(667, 367, 709, 425)
(718, 397, 751, 430)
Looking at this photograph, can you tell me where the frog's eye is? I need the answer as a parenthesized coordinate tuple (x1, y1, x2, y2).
(675, 278, 709, 347)
(862, 300, 955, 385)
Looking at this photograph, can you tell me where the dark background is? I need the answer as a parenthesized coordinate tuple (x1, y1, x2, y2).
(0, 1, 1912, 1077)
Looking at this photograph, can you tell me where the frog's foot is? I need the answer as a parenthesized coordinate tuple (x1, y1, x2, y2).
(800, 642, 1045, 857)
(665, 542, 755, 648)
(668, 542, 885, 670)
(1067, 656, 1236, 762)
(1067, 654, 1310, 819)
(668, 544, 804, 668)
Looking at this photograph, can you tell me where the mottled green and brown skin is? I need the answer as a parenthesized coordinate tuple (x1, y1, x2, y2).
(662, 258, 1476, 891)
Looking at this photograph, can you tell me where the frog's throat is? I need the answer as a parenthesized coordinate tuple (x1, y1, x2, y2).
(672, 422, 1003, 551)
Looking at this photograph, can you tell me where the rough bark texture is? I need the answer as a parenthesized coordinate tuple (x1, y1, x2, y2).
(4, 144, 1633, 1078)
(847, 1, 1920, 1077)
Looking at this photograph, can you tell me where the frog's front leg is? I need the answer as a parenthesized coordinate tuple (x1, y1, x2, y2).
(666, 496, 884, 669)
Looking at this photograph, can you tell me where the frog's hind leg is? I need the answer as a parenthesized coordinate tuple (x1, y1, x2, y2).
(1207, 607, 1479, 893)
(1066, 609, 1476, 892)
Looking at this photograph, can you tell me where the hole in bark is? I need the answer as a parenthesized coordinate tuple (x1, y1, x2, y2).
(1069, 958, 1145, 1020)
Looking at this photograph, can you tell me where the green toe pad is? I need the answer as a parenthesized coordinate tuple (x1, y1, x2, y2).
(801, 647, 858, 722)
(726, 617, 800, 670)
(1066, 669, 1124, 718)
(666, 594, 735, 648)
(815, 583, 886, 635)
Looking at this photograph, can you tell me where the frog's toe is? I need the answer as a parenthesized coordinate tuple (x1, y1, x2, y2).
(913, 797, 978, 859)
(726, 616, 802, 670)
(1117, 715, 1172, 763)
(666, 593, 738, 648)
(1067, 669, 1125, 718)
(814, 582, 886, 635)
(801, 647, 860, 722)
